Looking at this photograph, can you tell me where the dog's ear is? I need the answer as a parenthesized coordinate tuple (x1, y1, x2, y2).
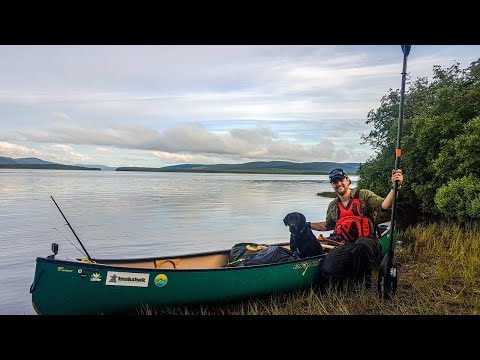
(300, 213, 306, 224)
(283, 214, 289, 226)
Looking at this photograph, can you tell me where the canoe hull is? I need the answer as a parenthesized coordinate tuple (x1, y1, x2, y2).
(31, 254, 324, 315)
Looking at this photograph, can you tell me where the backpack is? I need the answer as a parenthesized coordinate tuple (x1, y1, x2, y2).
(242, 246, 298, 266)
(225, 243, 297, 267)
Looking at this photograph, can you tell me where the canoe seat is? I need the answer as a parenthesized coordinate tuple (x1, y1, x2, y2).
(155, 259, 180, 269)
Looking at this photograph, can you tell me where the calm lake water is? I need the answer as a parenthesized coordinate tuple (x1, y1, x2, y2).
(0, 169, 357, 315)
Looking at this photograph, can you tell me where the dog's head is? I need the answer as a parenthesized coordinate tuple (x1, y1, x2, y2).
(283, 212, 306, 235)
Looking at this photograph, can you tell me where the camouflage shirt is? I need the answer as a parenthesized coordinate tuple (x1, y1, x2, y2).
(324, 188, 385, 230)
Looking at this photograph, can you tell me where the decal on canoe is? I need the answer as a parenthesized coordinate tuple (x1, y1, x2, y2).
(90, 273, 102, 282)
(57, 266, 73, 273)
(154, 274, 168, 287)
(105, 271, 150, 287)
(293, 260, 321, 276)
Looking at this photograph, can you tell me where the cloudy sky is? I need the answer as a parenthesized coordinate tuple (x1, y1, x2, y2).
(1, 45, 479, 167)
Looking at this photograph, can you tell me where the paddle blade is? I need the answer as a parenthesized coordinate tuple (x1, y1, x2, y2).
(401, 45, 411, 57)
(377, 254, 398, 300)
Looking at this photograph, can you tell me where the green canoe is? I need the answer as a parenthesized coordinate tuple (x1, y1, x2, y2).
(30, 224, 395, 315)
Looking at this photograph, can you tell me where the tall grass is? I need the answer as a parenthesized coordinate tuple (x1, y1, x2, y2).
(140, 222, 480, 315)
(402, 222, 480, 285)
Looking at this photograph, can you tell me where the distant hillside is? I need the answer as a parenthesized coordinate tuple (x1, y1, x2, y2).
(0, 157, 100, 170)
(0, 156, 56, 165)
(116, 161, 361, 174)
(0, 156, 361, 174)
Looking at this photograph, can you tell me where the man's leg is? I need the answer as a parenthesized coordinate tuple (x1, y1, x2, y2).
(352, 237, 381, 287)
(320, 242, 354, 288)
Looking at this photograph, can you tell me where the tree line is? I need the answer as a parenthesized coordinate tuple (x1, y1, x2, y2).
(358, 58, 480, 227)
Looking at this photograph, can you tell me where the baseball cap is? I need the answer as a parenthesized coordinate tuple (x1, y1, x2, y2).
(329, 168, 348, 183)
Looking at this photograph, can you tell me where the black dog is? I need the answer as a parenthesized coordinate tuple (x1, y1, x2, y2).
(283, 212, 324, 258)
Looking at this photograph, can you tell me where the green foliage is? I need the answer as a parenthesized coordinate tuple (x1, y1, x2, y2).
(433, 116, 480, 181)
(357, 150, 392, 196)
(359, 57, 480, 226)
(361, 89, 400, 151)
(435, 176, 480, 222)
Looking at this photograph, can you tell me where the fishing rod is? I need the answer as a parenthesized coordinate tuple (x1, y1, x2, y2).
(50, 195, 93, 261)
(378, 45, 411, 300)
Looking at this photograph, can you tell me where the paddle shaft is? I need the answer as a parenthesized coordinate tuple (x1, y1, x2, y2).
(386, 46, 411, 275)
(51, 195, 93, 261)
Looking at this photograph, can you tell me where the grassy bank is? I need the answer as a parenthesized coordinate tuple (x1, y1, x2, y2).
(317, 191, 337, 198)
(139, 222, 479, 315)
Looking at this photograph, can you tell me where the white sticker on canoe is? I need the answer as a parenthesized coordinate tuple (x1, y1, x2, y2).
(105, 271, 150, 287)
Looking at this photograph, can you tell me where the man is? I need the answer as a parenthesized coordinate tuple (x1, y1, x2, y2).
(309, 168, 404, 288)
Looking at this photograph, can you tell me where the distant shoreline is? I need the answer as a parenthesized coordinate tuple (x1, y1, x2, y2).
(0, 165, 359, 175)
(0, 164, 100, 170)
(115, 168, 337, 175)
(1, 157, 360, 174)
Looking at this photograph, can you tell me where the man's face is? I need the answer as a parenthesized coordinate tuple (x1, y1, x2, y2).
(331, 177, 349, 196)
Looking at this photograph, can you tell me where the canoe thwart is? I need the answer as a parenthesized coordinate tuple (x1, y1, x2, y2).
(155, 259, 180, 269)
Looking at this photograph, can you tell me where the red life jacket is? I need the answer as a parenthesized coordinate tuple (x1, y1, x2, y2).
(333, 190, 374, 243)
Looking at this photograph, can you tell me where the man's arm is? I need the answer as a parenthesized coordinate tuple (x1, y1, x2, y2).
(310, 221, 328, 231)
(381, 169, 404, 210)
(381, 189, 395, 211)
(310, 219, 336, 231)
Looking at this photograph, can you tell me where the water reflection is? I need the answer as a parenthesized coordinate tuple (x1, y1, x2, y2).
(0, 169, 357, 314)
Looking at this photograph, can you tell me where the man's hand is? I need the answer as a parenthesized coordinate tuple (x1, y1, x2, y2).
(391, 169, 404, 189)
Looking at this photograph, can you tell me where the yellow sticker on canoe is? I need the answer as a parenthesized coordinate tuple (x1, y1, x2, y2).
(154, 274, 168, 287)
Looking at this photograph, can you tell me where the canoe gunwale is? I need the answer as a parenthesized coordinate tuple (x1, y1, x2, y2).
(35, 251, 326, 272)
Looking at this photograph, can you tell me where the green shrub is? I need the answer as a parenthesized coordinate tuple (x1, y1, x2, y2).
(435, 176, 480, 222)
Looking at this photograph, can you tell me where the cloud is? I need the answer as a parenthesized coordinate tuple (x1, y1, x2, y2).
(0, 141, 90, 163)
(1, 45, 479, 166)
(10, 122, 370, 164)
(96, 147, 113, 156)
